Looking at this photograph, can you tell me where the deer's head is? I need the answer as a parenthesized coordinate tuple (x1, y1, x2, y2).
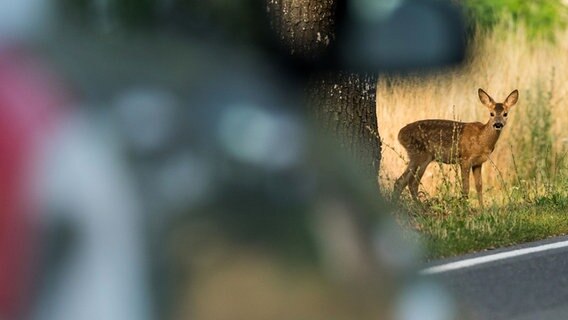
(478, 88, 519, 131)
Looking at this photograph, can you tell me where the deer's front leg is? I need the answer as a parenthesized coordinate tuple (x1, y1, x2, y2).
(472, 164, 483, 208)
(460, 162, 471, 199)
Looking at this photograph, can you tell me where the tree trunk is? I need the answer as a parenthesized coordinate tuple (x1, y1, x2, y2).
(266, 0, 335, 59)
(308, 72, 380, 177)
(266, 0, 381, 182)
(262, 6, 393, 313)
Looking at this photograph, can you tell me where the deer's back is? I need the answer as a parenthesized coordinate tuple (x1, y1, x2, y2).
(398, 119, 467, 162)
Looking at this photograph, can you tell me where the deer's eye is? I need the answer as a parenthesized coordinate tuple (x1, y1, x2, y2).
(490, 112, 495, 117)
(504, 112, 508, 117)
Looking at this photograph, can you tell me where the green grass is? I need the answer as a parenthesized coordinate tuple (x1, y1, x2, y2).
(394, 151, 568, 260)
(393, 142, 568, 259)
(409, 199, 568, 259)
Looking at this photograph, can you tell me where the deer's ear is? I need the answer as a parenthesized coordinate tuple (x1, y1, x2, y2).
(504, 89, 519, 108)
(478, 88, 495, 108)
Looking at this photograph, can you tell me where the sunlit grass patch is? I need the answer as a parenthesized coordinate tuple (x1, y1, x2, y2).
(412, 201, 568, 259)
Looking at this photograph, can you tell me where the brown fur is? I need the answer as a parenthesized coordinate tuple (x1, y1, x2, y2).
(393, 89, 519, 207)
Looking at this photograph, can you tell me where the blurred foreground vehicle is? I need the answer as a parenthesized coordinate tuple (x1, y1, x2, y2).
(0, 0, 468, 319)
(0, 36, 152, 320)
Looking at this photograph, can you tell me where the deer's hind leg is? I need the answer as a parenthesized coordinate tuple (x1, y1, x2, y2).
(408, 155, 433, 200)
(393, 165, 414, 201)
(393, 154, 428, 202)
(393, 166, 411, 201)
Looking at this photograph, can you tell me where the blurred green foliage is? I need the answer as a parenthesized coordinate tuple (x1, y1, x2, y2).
(463, 0, 568, 39)
(56, 0, 263, 38)
(113, 0, 157, 28)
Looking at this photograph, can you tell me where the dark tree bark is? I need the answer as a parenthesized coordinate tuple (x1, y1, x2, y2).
(266, 0, 381, 182)
(308, 72, 380, 177)
(266, 0, 335, 58)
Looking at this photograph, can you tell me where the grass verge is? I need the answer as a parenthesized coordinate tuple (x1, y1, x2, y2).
(402, 199, 568, 259)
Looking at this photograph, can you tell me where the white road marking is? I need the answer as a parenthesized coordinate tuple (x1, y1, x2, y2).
(421, 239, 568, 275)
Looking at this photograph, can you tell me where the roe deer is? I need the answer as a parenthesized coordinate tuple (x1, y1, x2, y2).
(393, 88, 519, 207)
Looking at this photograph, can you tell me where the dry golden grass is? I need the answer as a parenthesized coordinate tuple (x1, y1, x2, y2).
(377, 27, 568, 204)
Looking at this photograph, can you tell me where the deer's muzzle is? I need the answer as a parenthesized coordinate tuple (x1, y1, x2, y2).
(493, 123, 504, 130)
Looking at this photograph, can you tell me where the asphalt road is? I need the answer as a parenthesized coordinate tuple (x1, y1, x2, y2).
(421, 235, 568, 320)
